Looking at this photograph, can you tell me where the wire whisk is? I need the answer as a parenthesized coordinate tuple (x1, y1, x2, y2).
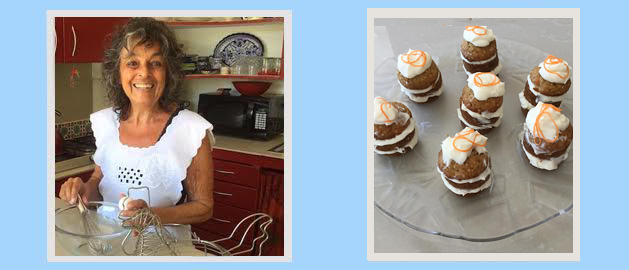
(76, 195, 111, 255)
(117, 186, 274, 256)
(120, 207, 179, 256)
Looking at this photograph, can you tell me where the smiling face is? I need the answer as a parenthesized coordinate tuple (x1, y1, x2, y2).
(119, 42, 167, 110)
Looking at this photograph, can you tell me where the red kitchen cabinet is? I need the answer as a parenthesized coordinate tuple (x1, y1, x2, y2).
(258, 169, 284, 256)
(55, 170, 94, 198)
(191, 149, 284, 256)
(55, 17, 130, 63)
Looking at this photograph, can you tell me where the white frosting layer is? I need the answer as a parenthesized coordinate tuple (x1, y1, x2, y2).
(463, 62, 502, 76)
(441, 127, 488, 166)
(374, 126, 419, 155)
(525, 102, 570, 141)
(538, 58, 572, 84)
(398, 72, 440, 94)
(522, 140, 572, 170)
(461, 102, 503, 121)
(403, 84, 444, 103)
(527, 75, 567, 103)
(467, 72, 505, 101)
(437, 162, 491, 184)
(457, 108, 502, 130)
(463, 26, 496, 47)
(374, 118, 416, 146)
(397, 49, 433, 78)
(518, 91, 535, 110)
(460, 51, 497, 65)
(374, 97, 399, 125)
(441, 173, 492, 196)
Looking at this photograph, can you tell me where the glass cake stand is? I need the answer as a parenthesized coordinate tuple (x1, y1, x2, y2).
(374, 36, 574, 246)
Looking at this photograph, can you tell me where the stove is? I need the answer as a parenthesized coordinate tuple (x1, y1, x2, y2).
(55, 134, 96, 172)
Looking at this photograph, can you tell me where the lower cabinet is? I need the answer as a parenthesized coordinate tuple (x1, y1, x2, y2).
(191, 149, 284, 256)
(258, 169, 284, 256)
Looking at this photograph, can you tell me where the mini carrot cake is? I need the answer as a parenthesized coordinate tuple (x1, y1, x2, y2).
(374, 97, 418, 156)
(460, 26, 502, 75)
(522, 102, 573, 170)
(397, 49, 443, 103)
(519, 55, 572, 114)
(437, 127, 492, 197)
(457, 72, 505, 132)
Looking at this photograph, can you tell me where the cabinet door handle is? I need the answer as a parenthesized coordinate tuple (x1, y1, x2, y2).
(211, 217, 231, 223)
(214, 191, 233, 197)
(71, 25, 77, 57)
(53, 20, 57, 55)
(215, 170, 235, 175)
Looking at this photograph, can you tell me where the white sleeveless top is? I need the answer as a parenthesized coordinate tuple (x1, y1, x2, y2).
(90, 107, 214, 239)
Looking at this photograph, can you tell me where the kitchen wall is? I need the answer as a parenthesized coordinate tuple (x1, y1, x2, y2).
(91, 21, 285, 113)
(55, 63, 93, 122)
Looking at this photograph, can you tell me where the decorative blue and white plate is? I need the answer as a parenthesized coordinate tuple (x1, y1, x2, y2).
(213, 33, 264, 66)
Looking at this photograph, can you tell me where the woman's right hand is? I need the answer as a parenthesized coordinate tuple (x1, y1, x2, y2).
(59, 177, 87, 205)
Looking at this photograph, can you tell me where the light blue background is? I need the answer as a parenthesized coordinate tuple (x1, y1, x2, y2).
(0, 0, 625, 268)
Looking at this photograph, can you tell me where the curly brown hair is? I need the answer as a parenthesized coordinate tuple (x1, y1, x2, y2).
(102, 17, 185, 120)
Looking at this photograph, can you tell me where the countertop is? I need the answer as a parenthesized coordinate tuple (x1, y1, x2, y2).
(373, 18, 574, 253)
(55, 134, 283, 180)
(213, 134, 284, 160)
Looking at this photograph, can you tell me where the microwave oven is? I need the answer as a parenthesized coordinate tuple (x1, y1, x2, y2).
(197, 93, 284, 140)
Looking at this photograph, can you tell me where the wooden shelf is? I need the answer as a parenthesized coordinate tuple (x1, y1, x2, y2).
(166, 17, 283, 27)
(184, 74, 282, 80)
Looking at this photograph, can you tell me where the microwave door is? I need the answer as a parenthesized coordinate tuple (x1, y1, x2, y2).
(206, 101, 249, 135)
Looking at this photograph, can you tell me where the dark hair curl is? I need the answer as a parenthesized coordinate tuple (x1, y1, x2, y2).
(102, 17, 185, 120)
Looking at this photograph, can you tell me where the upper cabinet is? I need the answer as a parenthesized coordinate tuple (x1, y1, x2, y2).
(54, 17, 284, 81)
(55, 17, 130, 63)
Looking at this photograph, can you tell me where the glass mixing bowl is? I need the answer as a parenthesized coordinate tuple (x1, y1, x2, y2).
(55, 201, 129, 256)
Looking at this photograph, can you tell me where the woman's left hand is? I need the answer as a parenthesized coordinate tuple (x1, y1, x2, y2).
(118, 193, 149, 218)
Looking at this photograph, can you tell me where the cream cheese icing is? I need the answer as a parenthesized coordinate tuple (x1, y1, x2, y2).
(522, 139, 572, 170)
(538, 56, 571, 84)
(374, 126, 418, 155)
(525, 102, 570, 141)
(441, 174, 492, 196)
(463, 26, 496, 47)
(460, 51, 497, 65)
(457, 108, 502, 130)
(518, 91, 535, 110)
(467, 72, 505, 101)
(397, 49, 433, 78)
(374, 97, 400, 125)
(402, 84, 444, 103)
(441, 127, 488, 166)
(374, 118, 416, 146)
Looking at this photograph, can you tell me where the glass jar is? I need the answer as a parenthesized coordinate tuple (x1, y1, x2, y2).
(197, 56, 210, 74)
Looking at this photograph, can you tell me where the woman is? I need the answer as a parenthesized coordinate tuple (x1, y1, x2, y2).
(59, 17, 214, 239)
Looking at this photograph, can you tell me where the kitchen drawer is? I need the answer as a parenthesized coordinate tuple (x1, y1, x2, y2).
(194, 202, 256, 242)
(213, 159, 259, 188)
(214, 180, 258, 211)
(191, 226, 252, 256)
